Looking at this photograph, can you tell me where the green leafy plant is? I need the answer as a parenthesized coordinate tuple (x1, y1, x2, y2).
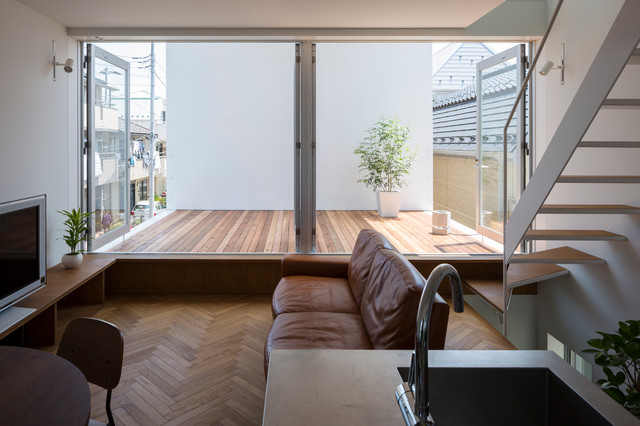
(584, 320, 640, 418)
(58, 209, 94, 254)
(353, 117, 417, 192)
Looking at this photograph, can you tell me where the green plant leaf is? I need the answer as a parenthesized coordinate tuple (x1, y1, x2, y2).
(625, 341, 640, 358)
(613, 371, 626, 386)
(619, 322, 634, 339)
(586, 339, 604, 349)
(594, 352, 610, 366)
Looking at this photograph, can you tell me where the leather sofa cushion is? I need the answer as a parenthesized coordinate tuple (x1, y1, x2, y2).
(271, 275, 359, 317)
(264, 312, 373, 375)
(360, 249, 427, 349)
(281, 255, 349, 278)
(347, 229, 396, 306)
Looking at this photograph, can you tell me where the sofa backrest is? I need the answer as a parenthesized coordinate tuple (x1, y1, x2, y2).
(347, 229, 396, 306)
(360, 249, 451, 350)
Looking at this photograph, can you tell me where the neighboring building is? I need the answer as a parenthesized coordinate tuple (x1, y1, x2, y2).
(126, 118, 167, 212)
(432, 43, 518, 230)
(432, 43, 496, 102)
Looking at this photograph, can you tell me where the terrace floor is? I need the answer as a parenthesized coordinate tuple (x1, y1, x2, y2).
(104, 210, 499, 254)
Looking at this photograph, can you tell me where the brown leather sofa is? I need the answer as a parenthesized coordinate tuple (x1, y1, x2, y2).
(264, 229, 451, 376)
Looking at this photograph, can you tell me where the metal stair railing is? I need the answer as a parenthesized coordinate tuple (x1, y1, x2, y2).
(500, 0, 640, 336)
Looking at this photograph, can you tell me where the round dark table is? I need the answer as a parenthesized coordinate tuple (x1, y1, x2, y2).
(0, 346, 90, 425)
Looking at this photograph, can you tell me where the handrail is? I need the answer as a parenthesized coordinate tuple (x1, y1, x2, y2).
(501, 0, 565, 337)
(502, 0, 565, 264)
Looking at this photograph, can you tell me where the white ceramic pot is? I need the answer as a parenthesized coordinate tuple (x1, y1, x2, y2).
(61, 253, 83, 269)
(376, 191, 402, 218)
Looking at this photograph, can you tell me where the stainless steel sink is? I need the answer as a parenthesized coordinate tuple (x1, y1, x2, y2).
(397, 366, 614, 426)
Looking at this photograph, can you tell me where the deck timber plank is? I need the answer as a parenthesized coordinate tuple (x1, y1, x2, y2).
(106, 210, 497, 255)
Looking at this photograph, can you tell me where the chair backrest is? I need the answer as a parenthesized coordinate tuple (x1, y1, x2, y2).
(57, 317, 124, 391)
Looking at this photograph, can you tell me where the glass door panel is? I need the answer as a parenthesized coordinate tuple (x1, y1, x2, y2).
(87, 45, 130, 249)
(476, 45, 525, 243)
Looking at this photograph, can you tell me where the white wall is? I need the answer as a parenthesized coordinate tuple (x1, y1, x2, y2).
(534, 0, 640, 380)
(316, 43, 432, 211)
(167, 42, 432, 211)
(0, 0, 79, 266)
(166, 43, 295, 210)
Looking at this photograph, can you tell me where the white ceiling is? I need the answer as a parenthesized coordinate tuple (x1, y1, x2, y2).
(18, 0, 507, 29)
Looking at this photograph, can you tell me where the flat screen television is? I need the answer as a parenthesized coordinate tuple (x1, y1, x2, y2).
(0, 195, 46, 313)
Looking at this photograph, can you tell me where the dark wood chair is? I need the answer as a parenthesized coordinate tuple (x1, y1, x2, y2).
(57, 318, 124, 426)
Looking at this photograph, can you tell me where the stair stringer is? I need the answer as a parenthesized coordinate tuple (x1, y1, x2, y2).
(504, 0, 640, 263)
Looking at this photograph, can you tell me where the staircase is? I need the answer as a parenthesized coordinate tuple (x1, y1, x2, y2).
(463, 0, 640, 337)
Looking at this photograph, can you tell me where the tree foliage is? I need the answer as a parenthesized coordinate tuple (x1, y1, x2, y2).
(353, 117, 417, 192)
(584, 320, 640, 418)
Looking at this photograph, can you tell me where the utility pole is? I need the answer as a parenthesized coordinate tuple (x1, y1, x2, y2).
(148, 43, 156, 219)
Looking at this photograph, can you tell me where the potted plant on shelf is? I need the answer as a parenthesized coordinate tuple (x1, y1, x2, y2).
(583, 320, 640, 419)
(354, 117, 417, 218)
(58, 208, 93, 269)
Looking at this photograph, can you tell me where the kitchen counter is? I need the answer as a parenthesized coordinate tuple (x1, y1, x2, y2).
(263, 349, 639, 426)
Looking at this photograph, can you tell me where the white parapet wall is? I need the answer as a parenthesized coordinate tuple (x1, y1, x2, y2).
(166, 42, 432, 211)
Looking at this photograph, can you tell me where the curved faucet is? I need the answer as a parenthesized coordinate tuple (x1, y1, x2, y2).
(396, 263, 465, 425)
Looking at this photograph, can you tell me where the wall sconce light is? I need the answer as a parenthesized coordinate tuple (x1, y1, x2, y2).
(539, 43, 565, 85)
(52, 40, 74, 81)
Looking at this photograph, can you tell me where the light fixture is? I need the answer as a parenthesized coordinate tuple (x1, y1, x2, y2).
(539, 43, 565, 85)
(52, 40, 74, 81)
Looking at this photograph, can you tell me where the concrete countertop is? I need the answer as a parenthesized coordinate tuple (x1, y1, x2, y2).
(263, 349, 639, 426)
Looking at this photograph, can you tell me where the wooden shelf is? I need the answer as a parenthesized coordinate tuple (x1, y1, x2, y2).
(2, 256, 116, 346)
(462, 278, 505, 313)
(462, 278, 538, 315)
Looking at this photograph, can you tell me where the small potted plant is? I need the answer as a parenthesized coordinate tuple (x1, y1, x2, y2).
(584, 320, 640, 419)
(58, 208, 93, 269)
(353, 117, 417, 217)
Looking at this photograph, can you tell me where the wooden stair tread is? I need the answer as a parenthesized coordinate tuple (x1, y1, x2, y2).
(511, 246, 605, 264)
(578, 141, 640, 148)
(462, 279, 504, 314)
(523, 229, 626, 241)
(540, 204, 640, 214)
(557, 175, 640, 183)
(506, 263, 569, 288)
(602, 98, 640, 106)
(463, 263, 568, 314)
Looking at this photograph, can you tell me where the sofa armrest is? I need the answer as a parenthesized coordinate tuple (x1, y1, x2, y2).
(281, 254, 350, 278)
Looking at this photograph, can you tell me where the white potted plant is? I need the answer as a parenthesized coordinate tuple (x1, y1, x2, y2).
(354, 117, 417, 218)
(58, 208, 93, 269)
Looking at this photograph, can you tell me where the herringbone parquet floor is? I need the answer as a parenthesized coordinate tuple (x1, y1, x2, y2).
(47, 294, 513, 425)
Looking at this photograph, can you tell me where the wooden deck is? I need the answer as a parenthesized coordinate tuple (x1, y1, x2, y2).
(105, 210, 498, 254)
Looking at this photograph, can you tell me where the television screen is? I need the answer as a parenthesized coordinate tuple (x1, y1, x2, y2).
(0, 196, 46, 312)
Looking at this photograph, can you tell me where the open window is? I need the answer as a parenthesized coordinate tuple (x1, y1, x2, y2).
(85, 45, 131, 250)
(475, 45, 527, 243)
